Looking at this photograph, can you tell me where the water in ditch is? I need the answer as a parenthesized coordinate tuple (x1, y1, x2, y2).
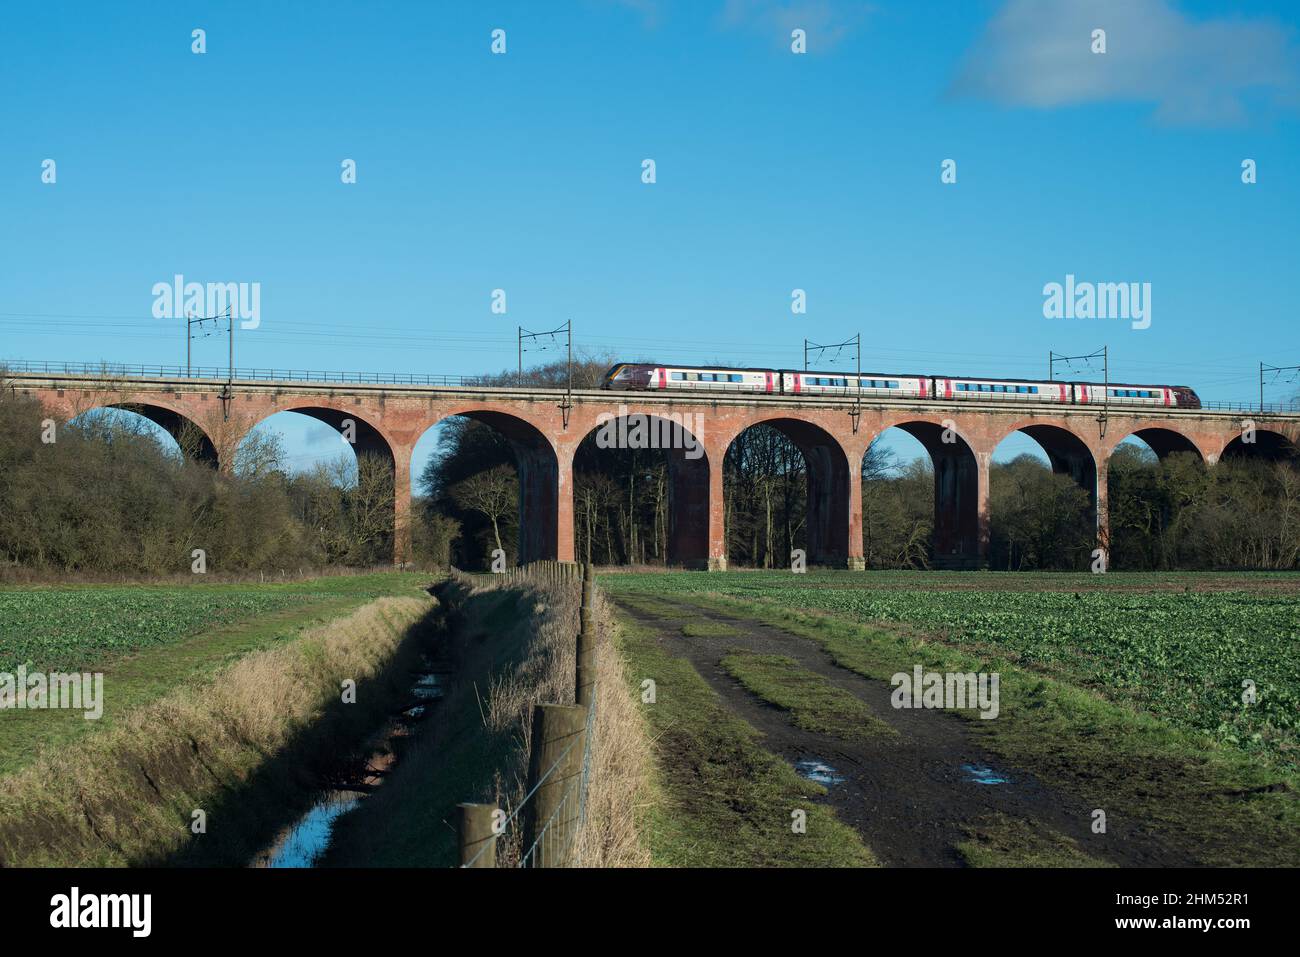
(250, 657, 447, 868)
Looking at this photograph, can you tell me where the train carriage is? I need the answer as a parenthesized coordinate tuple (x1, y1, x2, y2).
(780, 371, 928, 398)
(935, 377, 1070, 402)
(1072, 383, 1197, 408)
(604, 363, 775, 393)
(602, 362, 1201, 408)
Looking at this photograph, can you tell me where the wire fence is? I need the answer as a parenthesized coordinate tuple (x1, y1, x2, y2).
(519, 699, 597, 869)
(455, 559, 598, 869)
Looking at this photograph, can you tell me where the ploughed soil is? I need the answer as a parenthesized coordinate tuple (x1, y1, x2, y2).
(614, 595, 1197, 868)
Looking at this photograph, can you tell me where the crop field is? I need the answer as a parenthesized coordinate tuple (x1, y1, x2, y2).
(602, 570, 1300, 771)
(0, 573, 429, 673)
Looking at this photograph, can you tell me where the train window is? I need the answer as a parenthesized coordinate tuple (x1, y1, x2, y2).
(889, 381, 899, 389)
(671, 372, 684, 381)
(1030, 386, 1039, 394)
(730, 374, 742, 382)
(686, 372, 699, 381)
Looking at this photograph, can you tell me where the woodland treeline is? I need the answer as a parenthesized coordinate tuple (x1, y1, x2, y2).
(3, 362, 1298, 575)
(0, 388, 395, 576)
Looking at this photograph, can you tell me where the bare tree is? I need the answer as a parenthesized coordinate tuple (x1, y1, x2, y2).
(449, 464, 518, 558)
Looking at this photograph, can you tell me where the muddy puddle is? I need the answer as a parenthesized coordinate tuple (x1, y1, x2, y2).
(961, 763, 1011, 785)
(250, 654, 448, 868)
(795, 758, 847, 786)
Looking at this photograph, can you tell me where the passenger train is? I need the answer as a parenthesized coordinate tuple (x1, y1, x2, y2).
(601, 363, 1202, 409)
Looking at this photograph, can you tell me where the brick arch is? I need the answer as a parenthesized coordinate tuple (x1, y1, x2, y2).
(71, 399, 221, 468)
(269, 404, 399, 463)
(259, 403, 403, 563)
(865, 417, 981, 569)
(1221, 426, 1300, 462)
(1108, 424, 1207, 462)
(720, 416, 853, 568)
(417, 408, 562, 564)
(990, 420, 1099, 504)
(572, 410, 711, 568)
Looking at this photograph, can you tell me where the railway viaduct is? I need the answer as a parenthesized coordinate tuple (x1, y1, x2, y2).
(7, 369, 1300, 570)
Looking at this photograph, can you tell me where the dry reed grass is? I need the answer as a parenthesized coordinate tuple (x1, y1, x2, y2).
(463, 569, 650, 867)
(0, 595, 432, 866)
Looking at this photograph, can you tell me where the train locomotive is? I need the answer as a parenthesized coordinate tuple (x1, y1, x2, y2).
(601, 363, 1201, 409)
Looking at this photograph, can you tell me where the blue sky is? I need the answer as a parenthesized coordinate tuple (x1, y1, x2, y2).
(3, 0, 1298, 478)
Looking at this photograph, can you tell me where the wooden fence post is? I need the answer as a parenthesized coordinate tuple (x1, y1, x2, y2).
(576, 562, 597, 707)
(520, 704, 587, 867)
(458, 802, 498, 868)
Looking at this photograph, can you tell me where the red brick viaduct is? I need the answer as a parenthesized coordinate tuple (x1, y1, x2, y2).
(10, 371, 1299, 570)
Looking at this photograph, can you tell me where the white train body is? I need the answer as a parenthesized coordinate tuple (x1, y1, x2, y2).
(602, 363, 1198, 408)
(780, 372, 928, 397)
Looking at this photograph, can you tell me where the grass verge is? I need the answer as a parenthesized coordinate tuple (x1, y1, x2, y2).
(618, 617, 877, 867)
(958, 813, 1112, 868)
(681, 620, 742, 638)
(720, 649, 895, 742)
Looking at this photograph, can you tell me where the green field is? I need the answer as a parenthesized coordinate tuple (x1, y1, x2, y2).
(603, 570, 1300, 771)
(0, 573, 429, 673)
(0, 572, 432, 776)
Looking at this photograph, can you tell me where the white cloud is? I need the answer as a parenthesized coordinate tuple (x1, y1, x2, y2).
(951, 0, 1300, 126)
